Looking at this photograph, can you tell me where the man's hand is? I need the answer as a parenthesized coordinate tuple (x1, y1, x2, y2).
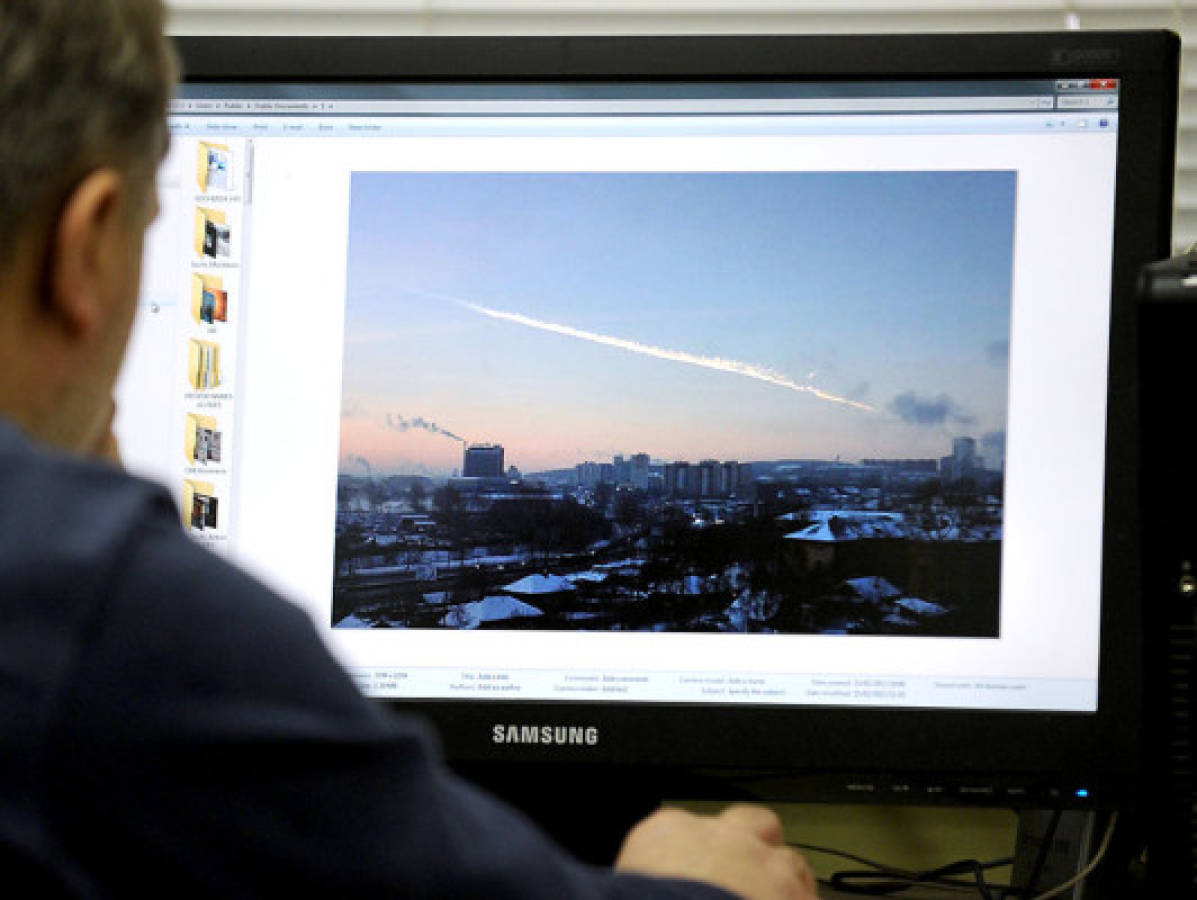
(615, 804, 819, 900)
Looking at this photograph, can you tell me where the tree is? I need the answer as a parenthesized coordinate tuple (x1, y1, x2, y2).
(334, 522, 367, 576)
(614, 490, 646, 528)
(408, 480, 428, 512)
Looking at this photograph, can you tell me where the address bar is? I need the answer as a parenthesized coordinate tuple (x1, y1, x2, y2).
(171, 96, 1057, 115)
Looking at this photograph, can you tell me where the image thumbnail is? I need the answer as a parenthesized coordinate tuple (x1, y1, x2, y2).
(185, 413, 222, 465)
(195, 207, 231, 260)
(198, 141, 233, 193)
(187, 339, 221, 391)
(183, 479, 219, 532)
(332, 171, 1015, 637)
(191, 273, 228, 325)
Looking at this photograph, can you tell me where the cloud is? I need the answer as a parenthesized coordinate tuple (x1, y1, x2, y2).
(981, 430, 1007, 460)
(889, 391, 975, 427)
(985, 339, 1009, 366)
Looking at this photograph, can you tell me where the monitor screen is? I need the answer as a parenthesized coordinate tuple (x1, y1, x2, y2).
(116, 33, 1177, 806)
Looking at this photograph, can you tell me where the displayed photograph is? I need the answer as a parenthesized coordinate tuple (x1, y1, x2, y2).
(332, 170, 1015, 637)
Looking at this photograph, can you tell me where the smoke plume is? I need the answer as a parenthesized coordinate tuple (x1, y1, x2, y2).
(387, 413, 466, 443)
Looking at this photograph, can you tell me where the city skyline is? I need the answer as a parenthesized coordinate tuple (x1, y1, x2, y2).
(338, 170, 1015, 477)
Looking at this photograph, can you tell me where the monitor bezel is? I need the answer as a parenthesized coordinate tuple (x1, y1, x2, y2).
(173, 31, 1178, 808)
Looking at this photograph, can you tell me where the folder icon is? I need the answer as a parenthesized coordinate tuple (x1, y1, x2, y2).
(187, 339, 221, 391)
(183, 479, 219, 531)
(191, 273, 228, 324)
(194, 207, 230, 259)
(198, 141, 232, 192)
(185, 413, 221, 465)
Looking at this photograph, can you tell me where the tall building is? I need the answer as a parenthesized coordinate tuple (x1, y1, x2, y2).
(665, 461, 690, 497)
(665, 458, 746, 497)
(720, 461, 739, 496)
(953, 437, 977, 466)
(613, 455, 631, 485)
(463, 443, 504, 478)
(631, 453, 651, 490)
(940, 437, 983, 482)
(577, 461, 594, 487)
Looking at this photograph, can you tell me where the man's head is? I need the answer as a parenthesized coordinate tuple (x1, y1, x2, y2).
(0, 0, 177, 454)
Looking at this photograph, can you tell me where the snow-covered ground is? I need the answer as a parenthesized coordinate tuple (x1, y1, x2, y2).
(782, 509, 1000, 543)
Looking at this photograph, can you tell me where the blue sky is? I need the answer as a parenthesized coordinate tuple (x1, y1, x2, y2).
(339, 170, 1015, 476)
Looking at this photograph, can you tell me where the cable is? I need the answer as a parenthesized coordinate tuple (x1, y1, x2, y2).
(788, 811, 1116, 899)
(1027, 812, 1118, 900)
(789, 841, 915, 874)
(1012, 808, 1061, 899)
(790, 841, 1014, 895)
(829, 857, 1012, 896)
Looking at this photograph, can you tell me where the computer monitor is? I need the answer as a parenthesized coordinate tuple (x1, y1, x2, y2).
(117, 31, 1178, 832)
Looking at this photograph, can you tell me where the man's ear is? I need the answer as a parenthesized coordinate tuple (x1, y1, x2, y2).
(47, 168, 128, 338)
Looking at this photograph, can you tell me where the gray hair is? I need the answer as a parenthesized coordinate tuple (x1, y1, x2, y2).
(0, 0, 177, 262)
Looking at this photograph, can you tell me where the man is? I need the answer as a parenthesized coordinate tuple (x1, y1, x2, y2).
(0, 2, 819, 897)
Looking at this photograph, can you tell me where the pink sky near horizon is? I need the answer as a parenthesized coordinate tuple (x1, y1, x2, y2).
(337, 407, 976, 477)
(339, 415, 605, 476)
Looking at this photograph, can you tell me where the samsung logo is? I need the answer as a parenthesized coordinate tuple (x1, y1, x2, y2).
(1050, 47, 1119, 67)
(492, 725, 599, 746)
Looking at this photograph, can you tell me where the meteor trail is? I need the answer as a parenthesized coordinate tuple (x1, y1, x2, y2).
(448, 296, 874, 412)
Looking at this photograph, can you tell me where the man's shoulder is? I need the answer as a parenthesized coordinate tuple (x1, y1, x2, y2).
(0, 420, 180, 599)
(0, 420, 306, 636)
(0, 420, 366, 737)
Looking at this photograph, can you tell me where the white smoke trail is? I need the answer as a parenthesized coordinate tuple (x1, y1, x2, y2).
(450, 297, 874, 412)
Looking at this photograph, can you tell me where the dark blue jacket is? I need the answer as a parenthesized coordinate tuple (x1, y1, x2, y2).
(0, 420, 730, 899)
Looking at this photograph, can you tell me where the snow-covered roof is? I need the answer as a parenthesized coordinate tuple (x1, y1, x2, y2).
(501, 573, 577, 595)
(333, 613, 373, 628)
(843, 576, 902, 603)
(593, 558, 646, 572)
(564, 571, 608, 584)
(784, 510, 906, 543)
(784, 520, 839, 543)
(895, 597, 948, 616)
(354, 564, 416, 576)
(441, 596, 543, 629)
(469, 554, 525, 566)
